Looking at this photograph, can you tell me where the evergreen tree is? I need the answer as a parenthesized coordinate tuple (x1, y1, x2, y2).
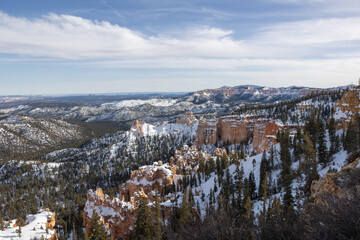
(328, 117, 337, 156)
(177, 189, 192, 226)
(302, 133, 319, 196)
(153, 193, 163, 240)
(133, 196, 156, 240)
(266, 197, 283, 224)
(278, 131, 292, 188)
(88, 211, 107, 240)
(260, 172, 269, 222)
(0, 217, 4, 231)
(259, 152, 268, 198)
(317, 117, 328, 166)
(248, 172, 256, 200)
(278, 131, 294, 220)
(344, 122, 358, 153)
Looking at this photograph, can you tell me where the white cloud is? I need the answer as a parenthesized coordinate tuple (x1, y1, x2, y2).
(255, 17, 360, 45)
(0, 11, 359, 89)
(0, 11, 246, 59)
(0, 11, 360, 60)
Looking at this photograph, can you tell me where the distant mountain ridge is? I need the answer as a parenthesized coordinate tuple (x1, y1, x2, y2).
(0, 84, 352, 125)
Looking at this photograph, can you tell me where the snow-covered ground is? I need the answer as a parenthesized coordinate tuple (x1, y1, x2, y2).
(102, 98, 177, 108)
(0, 210, 56, 240)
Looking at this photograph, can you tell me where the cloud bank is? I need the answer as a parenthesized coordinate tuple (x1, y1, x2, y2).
(0, 10, 359, 91)
(1, 11, 359, 61)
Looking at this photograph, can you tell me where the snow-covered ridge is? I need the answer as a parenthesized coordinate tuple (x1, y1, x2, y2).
(102, 98, 177, 108)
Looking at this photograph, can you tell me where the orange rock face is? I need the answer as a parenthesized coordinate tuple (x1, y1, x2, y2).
(83, 188, 137, 240)
(175, 112, 197, 126)
(310, 158, 360, 206)
(334, 89, 360, 129)
(46, 213, 56, 230)
(194, 119, 218, 145)
(131, 120, 145, 135)
(195, 116, 283, 153)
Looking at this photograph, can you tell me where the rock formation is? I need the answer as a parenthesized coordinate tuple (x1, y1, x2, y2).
(194, 115, 284, 152)
(175, 112, 197, 126)
(193, 119, 218, 145)
(131, 120, 145, 135)
(333, 89, 360, 129)
(84, 145, 219, 240)
(310, 158, 360, 206)
(84, 188, 137, 239)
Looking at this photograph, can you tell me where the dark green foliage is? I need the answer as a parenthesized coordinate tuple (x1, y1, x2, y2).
(302, 132, 319, 196)
(345, 120, 360, 153)
(88, 211, 107, 240)
(132, 196, 163, 240)
(317, 117, 328, 165)
(259, 152, 269, 198)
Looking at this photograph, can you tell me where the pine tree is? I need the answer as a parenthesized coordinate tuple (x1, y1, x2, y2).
(260, 172, 269, 222)
(317, 117, 328, 166)
(328, 117, 337, 156)
(0, 217, 4, 231)
(177, 189, 192, 226)
(244, 196, 253, 221)
(248, 172, 256, 200)
(266, 196, 283, 223)
(133, 196, 156, 240)
(153, 193, 163, 240)
(344, 122, 358, 153)
(88, 211, 107, 240)
(302, 132, 319, 196)
(278, 131, 294, 220)
(279, 131, 292, 188)
(259, 152, 268, 198)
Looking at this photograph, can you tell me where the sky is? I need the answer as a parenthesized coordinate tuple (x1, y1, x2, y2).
(0, 0, 360, 95)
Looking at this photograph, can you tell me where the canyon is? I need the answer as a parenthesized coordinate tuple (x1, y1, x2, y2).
(83, 145, 227, 240)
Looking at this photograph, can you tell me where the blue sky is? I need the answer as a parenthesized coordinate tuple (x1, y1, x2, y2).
(0, 0, 359, 95)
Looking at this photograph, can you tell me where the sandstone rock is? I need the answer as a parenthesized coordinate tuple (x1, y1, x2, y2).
(176, 112, 197, 126)
(333, 89, 360, 129)
(194, 119, 218, 145)
(46, 213, 56, 230)
(310, 158, 360, 206)
(194, 115, 283, 153)
(131, 120, 145, 136)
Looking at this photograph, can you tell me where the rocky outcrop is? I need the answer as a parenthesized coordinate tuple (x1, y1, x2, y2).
(175, 112, 197, 126)
(333, 89, 360, 129)
(84, 145, 218, 240)
(46, 212, 56, 230)
(131, 119, 146, 135)
(310, 158, 360, 206)
(194, 119, 218, 145)
(84, 188, 137, 239)
(194, 116, 284, 152)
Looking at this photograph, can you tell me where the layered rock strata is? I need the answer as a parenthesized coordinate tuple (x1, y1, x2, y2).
(194, 115, 284, 152)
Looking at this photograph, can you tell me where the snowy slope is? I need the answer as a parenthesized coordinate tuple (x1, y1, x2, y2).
(0, 210, 56, 240)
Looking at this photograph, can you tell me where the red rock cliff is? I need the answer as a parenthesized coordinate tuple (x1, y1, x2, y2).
(195, 116, 284, 152)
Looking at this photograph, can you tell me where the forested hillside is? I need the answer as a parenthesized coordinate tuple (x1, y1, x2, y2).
(0, 88, 359, 240)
